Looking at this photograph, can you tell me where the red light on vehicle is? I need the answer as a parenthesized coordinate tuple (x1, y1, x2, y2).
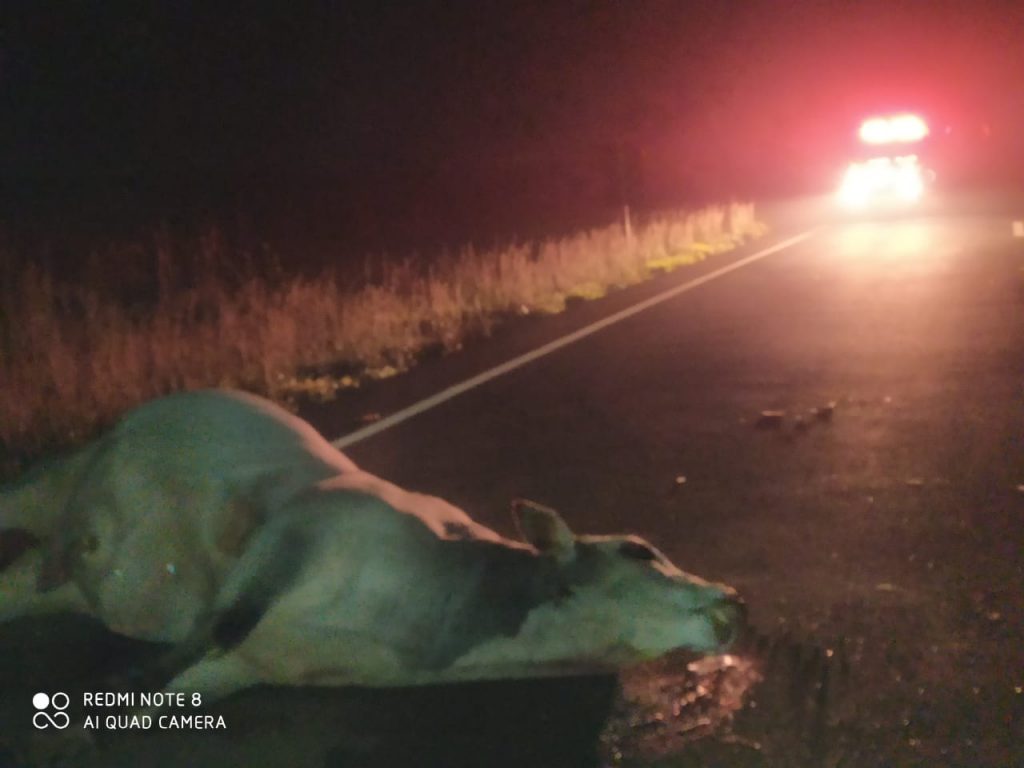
(859, 117, 891, 144)
(837, 155, 926, 209)
(858, 113, 929, 144)
(890, 114, 928, 142)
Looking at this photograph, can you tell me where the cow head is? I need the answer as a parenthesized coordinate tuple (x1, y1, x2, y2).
(511, 499, 745, 662)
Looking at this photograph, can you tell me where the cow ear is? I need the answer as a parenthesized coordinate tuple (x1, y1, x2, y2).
(511, 499, 575, 561)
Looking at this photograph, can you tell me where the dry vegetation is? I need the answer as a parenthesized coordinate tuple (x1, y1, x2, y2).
(0, 203, 765, 460)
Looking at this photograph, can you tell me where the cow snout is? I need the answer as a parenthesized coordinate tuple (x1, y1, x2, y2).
(710, 596, 747, 648)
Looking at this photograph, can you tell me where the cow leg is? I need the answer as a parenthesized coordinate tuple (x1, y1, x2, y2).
(0, 546, 88, 623)
(125, 651, 263, 720)
(164, 651, 262, 704)
(113, 523, 305, 693)
(0, 442, 101, 540)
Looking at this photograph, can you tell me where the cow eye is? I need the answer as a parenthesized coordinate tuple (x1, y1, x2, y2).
(618, 540, 658, 562)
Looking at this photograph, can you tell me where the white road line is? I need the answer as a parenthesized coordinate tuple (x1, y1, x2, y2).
(332, 228, 819, 448)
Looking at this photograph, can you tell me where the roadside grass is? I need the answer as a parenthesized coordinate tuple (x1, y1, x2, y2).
(0, 202, 766, 461)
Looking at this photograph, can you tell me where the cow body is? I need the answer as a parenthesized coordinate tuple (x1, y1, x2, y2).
(2, 390, 353, 636)
(0, 389, 744, 711)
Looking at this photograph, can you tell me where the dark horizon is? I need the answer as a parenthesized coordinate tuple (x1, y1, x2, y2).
(2, 0, 1022, 254)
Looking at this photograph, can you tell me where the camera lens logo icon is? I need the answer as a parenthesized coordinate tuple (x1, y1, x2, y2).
(32, 692, 71, 730)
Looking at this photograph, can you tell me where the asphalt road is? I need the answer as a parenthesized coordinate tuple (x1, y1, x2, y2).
(326, 194, 1024, 766)
(2, 192, 1022, 767)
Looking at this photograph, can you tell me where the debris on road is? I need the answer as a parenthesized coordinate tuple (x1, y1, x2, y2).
(360, 411, 382, 424)
(812, 401, 836, 421)
(756, 410, 786, 429)
(675, 475, 688, 486)
(752, 401, 838, 434)
(904, 478, 925, 488)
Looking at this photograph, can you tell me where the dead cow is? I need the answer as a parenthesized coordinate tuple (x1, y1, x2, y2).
(1, 389, 355, 637)
(0, 389, 744, 710)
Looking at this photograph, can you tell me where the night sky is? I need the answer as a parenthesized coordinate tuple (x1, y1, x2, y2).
(2, 1, 1022, 250)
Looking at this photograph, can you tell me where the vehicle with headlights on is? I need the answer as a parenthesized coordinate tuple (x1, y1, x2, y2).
(837, 113, 934, 211)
